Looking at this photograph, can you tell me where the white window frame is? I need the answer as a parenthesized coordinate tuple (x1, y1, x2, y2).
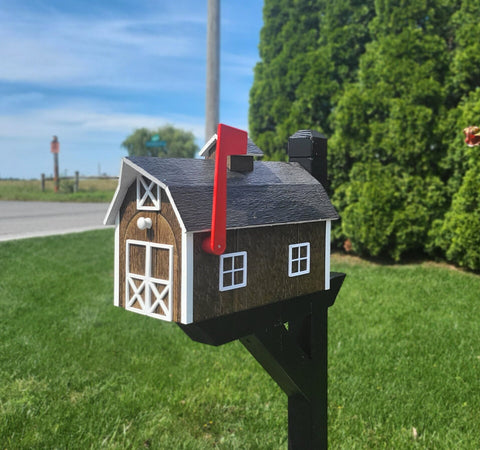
(136, 176, 160, 211)
(219, 251, 247, 291)
(288, 242, 311, 277)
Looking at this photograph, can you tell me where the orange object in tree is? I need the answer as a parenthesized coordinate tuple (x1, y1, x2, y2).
(463, 126, 480, 147)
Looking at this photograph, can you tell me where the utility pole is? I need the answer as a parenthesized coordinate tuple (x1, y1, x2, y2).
(205, 0, 220, 141)
(51, 136, 60, 193)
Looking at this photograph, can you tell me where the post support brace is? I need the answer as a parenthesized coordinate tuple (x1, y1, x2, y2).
(240, 300, 329, 449)
(178, 272, 345, 449)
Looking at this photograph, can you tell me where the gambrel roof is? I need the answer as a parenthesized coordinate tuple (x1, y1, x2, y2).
(104, 156, 339, 232)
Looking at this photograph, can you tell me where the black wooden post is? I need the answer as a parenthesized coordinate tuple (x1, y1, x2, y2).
(240, 300, 330, 449)
(290, 301, 329, 449)
(179, 272, 345, 449)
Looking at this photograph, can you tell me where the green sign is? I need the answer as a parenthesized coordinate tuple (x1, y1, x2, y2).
(146, 135, 167, 148)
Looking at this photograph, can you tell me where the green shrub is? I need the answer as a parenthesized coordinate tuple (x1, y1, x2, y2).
(431, 153, 480, 270)
(336, 162, 446, 260)
(60, 179, 75, 193)
(429, 89, 480, 270)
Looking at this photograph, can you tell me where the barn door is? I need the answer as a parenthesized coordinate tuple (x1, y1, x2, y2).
(125, 239, 173, 321)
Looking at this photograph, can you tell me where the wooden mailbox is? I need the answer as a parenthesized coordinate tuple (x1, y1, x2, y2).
(105, 124, 345, 448)
(104, 125, 339, 325)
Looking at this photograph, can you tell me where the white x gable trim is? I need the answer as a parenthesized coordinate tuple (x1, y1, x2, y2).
(137, 176, 160, 210)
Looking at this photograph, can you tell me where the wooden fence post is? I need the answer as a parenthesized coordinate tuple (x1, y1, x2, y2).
(41, 174, 45, 192)
(53, 153, 59, 193)
(74, 171, 79, 193)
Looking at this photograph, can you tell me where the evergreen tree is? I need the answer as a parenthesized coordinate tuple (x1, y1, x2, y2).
(249, 0, 374, 159)
(249, 0, 480, 267)
(330, 0, 451, 179)
(338, 162, 446, 260)
(430, 89, 480, 270)
(447, 0, 480, 104)
(440, 0, 480, 193)
(287, 0, 375, 134)
(429, 0, 480, 269)
(329, 0, 453, 258)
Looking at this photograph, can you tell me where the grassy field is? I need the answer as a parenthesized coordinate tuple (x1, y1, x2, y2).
(0, 178, 117, 202)
(0, 230, 479, 448)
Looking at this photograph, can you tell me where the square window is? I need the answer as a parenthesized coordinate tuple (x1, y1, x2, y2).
(219, 251, 247, 291)
(288, 242, 310, 277)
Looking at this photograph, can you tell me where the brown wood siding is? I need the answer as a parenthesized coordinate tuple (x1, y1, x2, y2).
(119, 182, 183, 322)
(192, 222, 326, 322)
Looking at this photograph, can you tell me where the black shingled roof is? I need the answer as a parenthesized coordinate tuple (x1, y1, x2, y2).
(120, 156, 338, 232)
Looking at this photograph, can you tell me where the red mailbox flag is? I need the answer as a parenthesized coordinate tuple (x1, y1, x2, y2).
(202, 124, 248, 255)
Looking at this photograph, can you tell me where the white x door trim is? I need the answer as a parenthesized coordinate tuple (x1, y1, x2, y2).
(125, 239, 173, 321)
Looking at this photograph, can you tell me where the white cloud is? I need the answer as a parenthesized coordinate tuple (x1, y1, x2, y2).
(0, 92, 47, 109)
(0, 102, 205, 178)
(0, 102, 204, 141)
(0, 8, 206, 91)
(0, 0, 262, 178)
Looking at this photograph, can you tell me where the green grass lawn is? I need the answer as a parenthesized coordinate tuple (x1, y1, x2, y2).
(0, 178, 117, 202)
(0, 230, 479, 448)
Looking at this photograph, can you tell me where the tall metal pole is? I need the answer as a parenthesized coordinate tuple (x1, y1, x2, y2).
(205, 0, 220, 141)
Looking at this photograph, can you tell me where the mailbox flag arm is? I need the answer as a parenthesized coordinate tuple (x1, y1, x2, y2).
(202, 123, 248, 255)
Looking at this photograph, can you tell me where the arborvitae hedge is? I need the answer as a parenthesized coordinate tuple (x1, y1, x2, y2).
(249, 0, 480, 270)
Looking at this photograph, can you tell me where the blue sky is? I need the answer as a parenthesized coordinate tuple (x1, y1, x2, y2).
(0, 0, 264, 179)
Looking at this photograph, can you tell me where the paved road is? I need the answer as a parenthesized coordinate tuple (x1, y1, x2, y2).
(0, 201, 112, 242)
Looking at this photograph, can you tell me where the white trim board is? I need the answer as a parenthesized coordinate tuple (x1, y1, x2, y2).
(199, 133, 218, 157)
(325, 220, 331, 290)
(181, 232, 194, 324)
(113, 213, 120, 307)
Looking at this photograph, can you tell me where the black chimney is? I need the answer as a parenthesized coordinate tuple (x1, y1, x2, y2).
(288, 130, 327, 188)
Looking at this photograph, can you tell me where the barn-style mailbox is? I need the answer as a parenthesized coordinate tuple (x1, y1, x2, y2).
(105, 124, 345, 449)
(104, 125, 339, 324)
